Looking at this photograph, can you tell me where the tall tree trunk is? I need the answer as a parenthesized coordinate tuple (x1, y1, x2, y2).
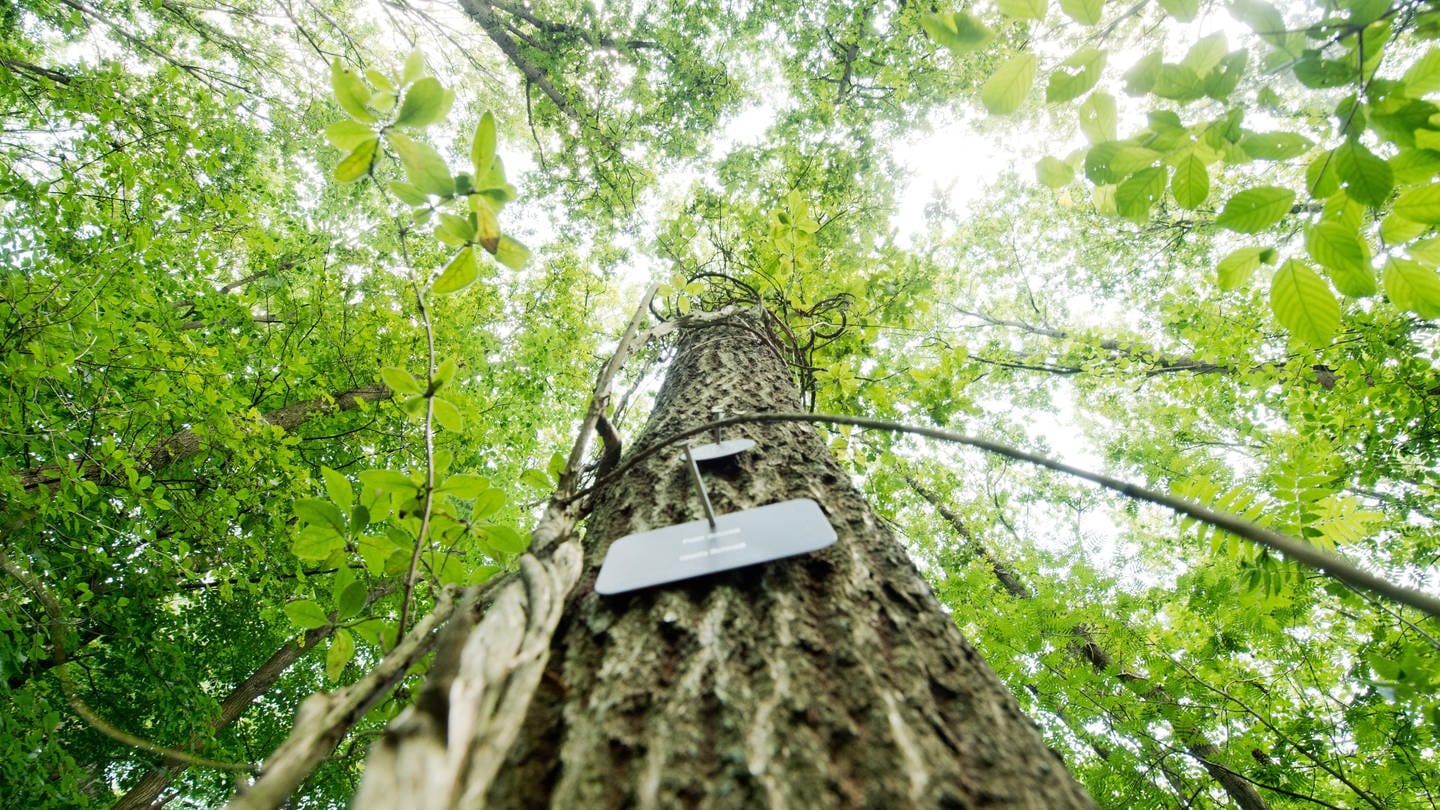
(358, 308, 1094, 808)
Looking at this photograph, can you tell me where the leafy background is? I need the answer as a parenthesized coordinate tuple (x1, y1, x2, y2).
(1, 0, 1438, 806)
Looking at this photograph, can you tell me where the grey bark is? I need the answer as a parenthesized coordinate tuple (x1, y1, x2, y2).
(464, 310, 1092, 807)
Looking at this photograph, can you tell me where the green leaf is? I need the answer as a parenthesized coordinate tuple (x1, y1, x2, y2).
(1241, 131, 1313, 161)
(432, 397, 463, 432)
(1046, 47, 1105, 104)
(285, 599, 330, 630)
(380, 366, 423, 395)
(1216, 186, 1295, 233)
(321, 467, 353, 513)
(1115, 167, 1166, 222)
(1306, 222, 1377, 297)
(1078, 92, 1117, 144)
(1306, 150, 1339, 197)
(433, 247, 478, 294)
(292, 525, 344, 561)
(1036, 156, 1074, 188)
(519, 468, 552, 490)
(1157, 0, 1198, 21)
(402, 49, 425, 84)
(388, 181, 428, 206)
(919, 12, 992, 53)
(997, 0, 1047, 19)
(324, 120, 375, 151)
(360, 469, 418, 494)
(358, 533, 402, 575)
(386, 132, 453, 197)
(336, 581, 368, 621)
(393, 76, 449, 128)
(473, 488, 506, 519)
(326, 629, 354, 681)
(330, 59, 375, 122)
(981, 53, 1036, 115)
(437, 212, 477, 246)
(1123, 51, 1162, 96)
(483, 525, 529, 554)
(332, 138, 378, 183)
(1270, 260, 1340, 346)
(1384, 258, 1440, 317)
(295, 497, 347, 535)
(1171, 153, 1209, 209)
(1336, 141, 1394, 207)
(1181, 33, 1228, 76)
(1381, 212, 1427, 244)
(433, 357, 458, 389)
(1295, 53, 1354, 89)
(1216, 246, 1272, 290)
(472, 111, 497, 176)
(1059, 0, 1104, 25)
(1228, 0, 1287, 45)
(1404, 49, 1440, 96)
(495, 236, 530, 270)
(1393, 183, 1440, 223)
(438, 473, 490, 498)
(1152, 64, 1205, 102)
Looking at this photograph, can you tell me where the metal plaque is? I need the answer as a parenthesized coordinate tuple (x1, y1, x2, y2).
(687, 438, 757, 462)
(594, 498, 837, 595)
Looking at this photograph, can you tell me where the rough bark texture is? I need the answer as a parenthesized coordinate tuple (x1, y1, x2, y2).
(484, 311, 1093, 808)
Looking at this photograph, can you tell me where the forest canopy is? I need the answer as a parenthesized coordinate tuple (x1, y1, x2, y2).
(2, 0, 1439, 806)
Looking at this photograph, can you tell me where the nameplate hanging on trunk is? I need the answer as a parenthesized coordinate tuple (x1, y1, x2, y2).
(594, 498, 837, 595)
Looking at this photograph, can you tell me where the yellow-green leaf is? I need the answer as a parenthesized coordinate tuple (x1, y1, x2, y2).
(1336, 141, 1393, 207)
(919, 12, 992, 53)
(981, 53, 1036, 115)
(380, 366, 423, 395)
(997, 0, 1047, 18)
(1036, 156, 1074, 188)
(1157, 0, 1198, 21)
(1216, 246, 1273, 290)
(285, 599, 330, 630)
(472, 111, 497, 176)
(325, 629, 354, 681)
(1404, 48, 1440, 96)
(432, 397, 463, 432)
(433, 247, 478, 294)
(1393, 183, 1440, 224)
(1171, 153, 1209, 209)
(332, 137, 378, 183)
(1384, 257, 1440, 317)
(324, 120, 375, 151)
(1059, 0, 1104, 25)
(330, 59, 375, 123)
(393, 76, 449, 128)
(1270, 260, 1340, 346)
(1216, 186, 1295, 233)
(1306, 222, 1376, 297)
(495, 235, 530, 270)
(386, 132, 453, 197)
(402, 48, 425, 84)
(1078, 92, 1117, 144)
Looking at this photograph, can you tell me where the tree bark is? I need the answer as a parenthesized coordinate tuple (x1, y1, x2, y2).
(357, 308, 1093, 808)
